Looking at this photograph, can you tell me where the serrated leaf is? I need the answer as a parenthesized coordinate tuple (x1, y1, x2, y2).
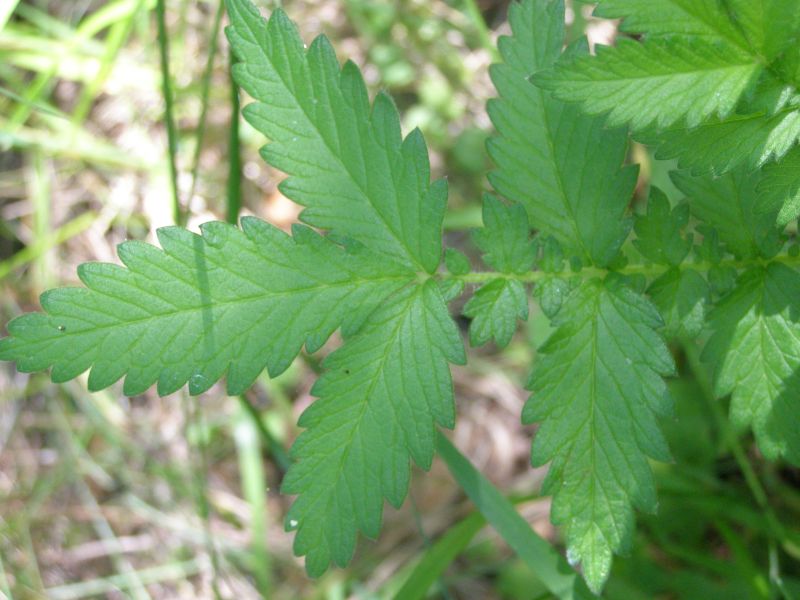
(281, 280, 465, 575)
(524, 277, 674, 593)
(648, 268, 709, 339)
(725, 0, 800, 60)
(536, 37, 761, 131)
(633, 187, 692, 266)
(534, 276, 571, 319)
(703, 263, 800, 464)
(488, 0, 636, 267)
(464, 278, 528, 348)
(226, 0, 446, 273)
(0, 219, 411, 396)
(593, 0, 749, 48)
(757, 146, 800, 226)
(644, 106, 800, 174)
(473, 195, 537, 274)
(671, 168, 783, 259)
(444, 248, 471, 276)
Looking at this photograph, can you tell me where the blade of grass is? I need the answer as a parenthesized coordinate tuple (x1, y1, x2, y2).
(155, 0, 182, 225)
(0, 549, 11, 599)
(71, 0, 148, 124)
(53, 399, 151, 600)
(186, 0, 225, 208)
(6, 0, 146, 130)
(681, 337, 791, 599)
(459, 0, 499, 60)
(0, 85, 68, 119)
(29, 150, 51, 293)
(0, 211, 96, 282)
(226, 48, 241, 224)
(0, 118, 154, 168)
(234, 404, 271, 597)
(396, 511, 486, 600)
(434, 431, 594, 600)
(45, 559, 207, 600)
(0, 0, 20, 31)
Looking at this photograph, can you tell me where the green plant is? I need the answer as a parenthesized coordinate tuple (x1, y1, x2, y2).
(2, 0, 799, 595)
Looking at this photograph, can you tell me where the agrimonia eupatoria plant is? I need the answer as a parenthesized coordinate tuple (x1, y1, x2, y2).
(2, 0, 800, 594)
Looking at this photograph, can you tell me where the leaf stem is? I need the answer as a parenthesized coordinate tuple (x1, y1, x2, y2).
(440, 252, 800, 285)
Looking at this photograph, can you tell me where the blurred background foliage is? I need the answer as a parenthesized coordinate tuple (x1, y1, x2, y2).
(0, 0, 798, 598)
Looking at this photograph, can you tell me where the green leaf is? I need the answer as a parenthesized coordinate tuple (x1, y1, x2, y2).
(464, 278, 528, 348)
(0, 219, 410, 396)
(633, 187, 692, 266)
(757, 146, 800, 226)
(644, 106, 800, 174)
(725, 0, 800, 60)
(444, 247, 471, 276)
(647, 268, 709, 339)
(671, 168, 783, 259)
(281, 281, 465, 576)
(703, 263, 800, 464)
(592, 0, 749, 49)
(473, 195, 537, 274)
(226, 0, 446, 273)
(488, 0, 636, 267)
(524, 277, 674, 593)
(536, 37, 761, 131)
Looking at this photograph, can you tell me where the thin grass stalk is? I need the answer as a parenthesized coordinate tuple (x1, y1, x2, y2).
(187, 0, 226, 207)
(155, 0, 183, 225)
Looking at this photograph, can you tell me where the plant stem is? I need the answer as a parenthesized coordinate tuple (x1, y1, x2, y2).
(439, 252, 800, 285)
(155, 0, 183, 226)
(460, 0, 499, 60)
(226, 50, 242, 224)
(187, 0, 226, 209)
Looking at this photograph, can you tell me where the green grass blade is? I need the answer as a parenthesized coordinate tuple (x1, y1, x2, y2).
(434, 431, 595, 600)
(0, 0, 21, 32)
(396, 511, 485, 600)
(234, 404, 272, 596)
(155, 0, 182, 226)
(71, 0, 148, 124)
(187, 0, 225, 209)
(226, 49, 242, 224)
(0, 212, 96, 282)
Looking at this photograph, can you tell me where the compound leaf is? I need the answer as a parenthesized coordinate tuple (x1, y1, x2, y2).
(757, 146, 800, 226)
(703, 263, 800, 464)
(464, 278, 528, 348)
(633, 187, 692, 266)
(725, 0, 800, 61)
(488, 0, 636, 267)
(0, 219, 411, 396)
(536, 37, 761, 131)
(473, 195, 537, 275)
(591, 0, 749, 47)
(282, 281, 465, 575)
(524, 277, 674, 593)
(648, 268, 709, 339)
(226, 0, 446, 273)
(671, 169, 783, 259)
(645, 105, 800, 174)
